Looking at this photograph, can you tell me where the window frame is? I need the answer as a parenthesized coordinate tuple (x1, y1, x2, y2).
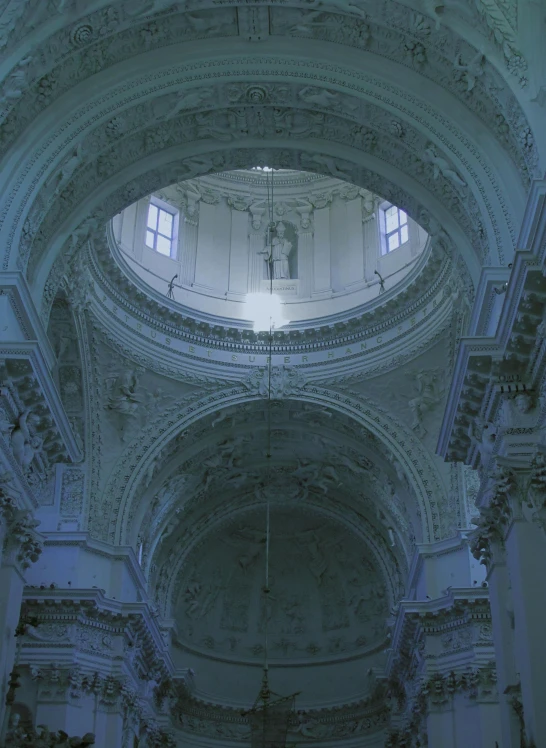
(145, 197, 179, 259)
(379, 202, 409, 255)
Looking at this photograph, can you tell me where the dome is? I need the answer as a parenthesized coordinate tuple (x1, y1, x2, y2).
(111, 168, 429, 329)
(175, 506, 388, 666)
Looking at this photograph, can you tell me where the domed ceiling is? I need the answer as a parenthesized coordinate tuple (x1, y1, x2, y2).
(111, 167, 429, 328)
(175, 507, 389, 665)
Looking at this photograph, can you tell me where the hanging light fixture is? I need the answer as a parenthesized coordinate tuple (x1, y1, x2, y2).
(242, 168, 299, 747)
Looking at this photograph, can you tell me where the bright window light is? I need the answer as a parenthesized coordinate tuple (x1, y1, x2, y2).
(246, 293, 288, 332)
(381, 204, 408, 254)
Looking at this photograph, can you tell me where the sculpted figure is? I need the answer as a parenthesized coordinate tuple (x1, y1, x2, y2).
(0, 1, 28, 50)
(179, 153, 225, 179)
(408, 369, 444, 433)
(260, 221, 292, 280)
(11, 409, 36, 469)
(105, 370, 143, 441)
(513, 391, 533, 415)
(22, 436, 42, 472)
(49, 143, 84, 197)
(106, 369, 142, 418)
(272, 108, 324, 138)
(454, 50, 486, 92)
(300, 153, 353, 181)
(298, 86, 339, 108)
(422, 144, 467, 190)
(0, 56, 32, 106)
(69, 214, 101, 251)
(468, 417, 497, 465)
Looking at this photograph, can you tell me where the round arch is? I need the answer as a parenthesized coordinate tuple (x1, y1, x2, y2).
(0, 39, 532, 303)
(97, 385, 449, 548)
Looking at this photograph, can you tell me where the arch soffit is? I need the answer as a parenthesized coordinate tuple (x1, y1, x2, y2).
(0, 45, 531, 286)
(97, 386, 448, 549)
(0, 0, 536, 181)
(132, 415, 417, 575)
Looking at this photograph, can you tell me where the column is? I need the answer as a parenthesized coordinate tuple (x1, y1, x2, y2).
(297, 229, 313, 298)
(362, 197, 379, 283)
(345, 197, 365, 286)
(312, 206, 331, 295)
(426, 695, 456, 748)
(180, 214, 199, 285)
(249, 228, 266, 293)
(228, 207, 250, 295)
(471, 462, 546, 746)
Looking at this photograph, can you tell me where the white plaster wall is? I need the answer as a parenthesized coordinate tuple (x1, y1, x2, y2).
(25, 543, 142, 603)
(171, 645, 386, 709)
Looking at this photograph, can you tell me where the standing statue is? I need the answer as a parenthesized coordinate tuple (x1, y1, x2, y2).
(260, 222, 292, 280)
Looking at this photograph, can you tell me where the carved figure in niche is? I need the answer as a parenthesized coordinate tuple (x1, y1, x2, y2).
(260, 222, 293, 280)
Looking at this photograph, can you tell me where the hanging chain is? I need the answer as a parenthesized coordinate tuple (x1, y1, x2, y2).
(263, 167, 276, 690)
